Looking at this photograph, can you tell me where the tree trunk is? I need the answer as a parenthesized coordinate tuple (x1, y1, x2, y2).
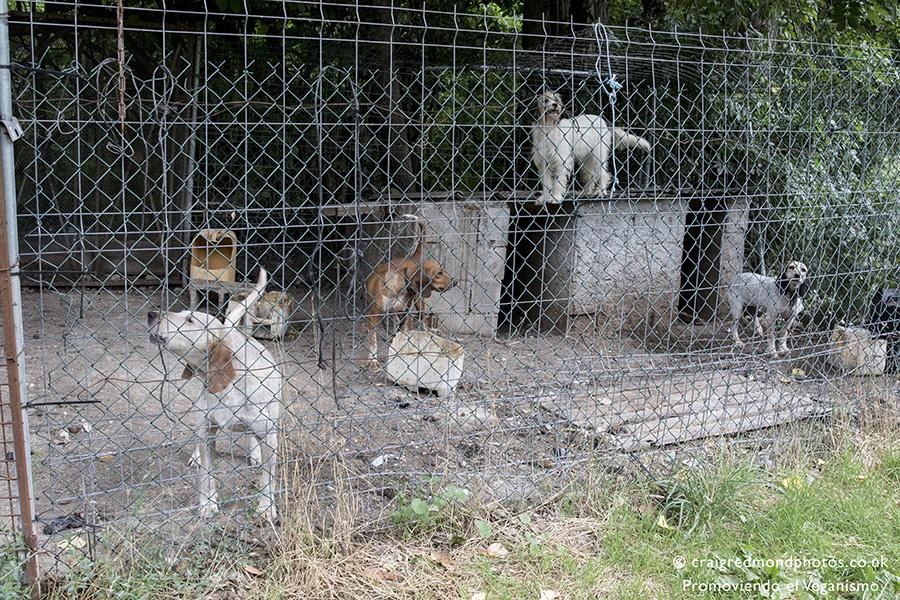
(362, 0, 418, 202)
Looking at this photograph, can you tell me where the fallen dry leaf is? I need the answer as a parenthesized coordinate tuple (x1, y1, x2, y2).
(655, 513, 675, 530)
(242, 564, 264, 577)
(540, 590, 560, 600)
(485, 542, 509, 558)
(636, 502, 654, 515)
(428, 551, 453, 570)
(365, 567, 399, 582)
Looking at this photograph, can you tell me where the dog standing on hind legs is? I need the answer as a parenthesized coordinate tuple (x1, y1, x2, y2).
(365, 214, 455, 369)
(148, 268, 280, 522)
(726, 261, 810, 356)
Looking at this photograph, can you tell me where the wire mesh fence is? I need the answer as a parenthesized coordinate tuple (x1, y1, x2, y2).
(3, 0, 898, 576)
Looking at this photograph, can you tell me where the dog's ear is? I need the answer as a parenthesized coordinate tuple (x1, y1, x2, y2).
(181, 365, 195, 380)
(776, 270, 790, 294)
(403, 263, 432, 297)
(798, 280, 810, 298)
(205, 341, 236, 394)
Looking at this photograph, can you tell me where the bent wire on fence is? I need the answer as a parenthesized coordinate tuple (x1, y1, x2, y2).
(3, 0, 898, 576)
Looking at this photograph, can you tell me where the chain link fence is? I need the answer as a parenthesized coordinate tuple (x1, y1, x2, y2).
(3, 0, 898, 576)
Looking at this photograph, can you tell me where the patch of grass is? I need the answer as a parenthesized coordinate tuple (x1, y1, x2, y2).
(878, 446, 900, 482)
(598, 442, 900, 599)
(652, 458, 764, 535)
(389, 482, 474, 540)
(40, 527, 251, 600)
(1, 533, 28, 599)
(38, 435, 900, 599)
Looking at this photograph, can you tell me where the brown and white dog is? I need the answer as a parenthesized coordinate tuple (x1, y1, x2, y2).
(148, 268, 280, 522)
(365, 215, 455, 369)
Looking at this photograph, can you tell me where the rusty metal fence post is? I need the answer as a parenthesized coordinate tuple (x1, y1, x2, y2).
(0, 0, 38, 593)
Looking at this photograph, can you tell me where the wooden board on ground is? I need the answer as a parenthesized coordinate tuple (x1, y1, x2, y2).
(538, 369, 828, 452)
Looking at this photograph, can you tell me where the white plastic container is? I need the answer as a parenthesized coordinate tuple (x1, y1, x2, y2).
(385, 330, 465, 397)
(830, 326, 887, 376)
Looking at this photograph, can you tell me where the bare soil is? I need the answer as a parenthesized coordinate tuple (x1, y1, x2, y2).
(5, 286, 896, 566)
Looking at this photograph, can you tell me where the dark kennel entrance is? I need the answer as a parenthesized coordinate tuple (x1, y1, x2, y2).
(498, 204, 574, 333)
(678, 192, 727, 321)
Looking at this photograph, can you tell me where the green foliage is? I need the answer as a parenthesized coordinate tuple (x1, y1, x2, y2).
(390, 482, 473, 538)
(652, 460, 763, 536)
(478, 2, 522, 32)
(733, 38, 900, 324)
(604, 0, 900, 46)
(0, 534, 27, 600)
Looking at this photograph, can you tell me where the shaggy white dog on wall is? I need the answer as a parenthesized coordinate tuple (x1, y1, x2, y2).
(531, 90, 652, 204)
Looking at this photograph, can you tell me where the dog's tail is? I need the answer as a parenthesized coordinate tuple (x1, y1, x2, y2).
(613, 127, 651, 152)
(225, 267, 268, 328)
(400, 213, 426, 262)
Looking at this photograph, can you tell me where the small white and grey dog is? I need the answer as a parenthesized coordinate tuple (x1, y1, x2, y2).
(726, 261, 810, 356)
(531, 90, 651, 203)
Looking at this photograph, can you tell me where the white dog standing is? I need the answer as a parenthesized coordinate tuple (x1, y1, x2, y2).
(726, 261, 810, 356)
(148, 268, 281, 522)
(531, 90, 651, 203)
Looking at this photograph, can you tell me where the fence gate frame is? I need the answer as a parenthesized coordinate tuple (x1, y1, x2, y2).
(0, 0, 38, 594)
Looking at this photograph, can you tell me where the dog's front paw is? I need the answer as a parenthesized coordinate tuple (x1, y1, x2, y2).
(189, 445, 202, 468)
(778, 343, 790, 355)
(733, 340, 746, 351)
(199, 498, 219, 518)
(366, 358, 381, 371)
(257, 499, 278, 525)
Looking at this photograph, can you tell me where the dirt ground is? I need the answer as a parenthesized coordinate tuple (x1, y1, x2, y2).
(7, 285, 897, 566)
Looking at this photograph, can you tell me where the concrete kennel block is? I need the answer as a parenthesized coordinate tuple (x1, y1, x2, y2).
(542, 193, 748, 329)
(544, 198, 687, 323)
(421, 201, 510, 336)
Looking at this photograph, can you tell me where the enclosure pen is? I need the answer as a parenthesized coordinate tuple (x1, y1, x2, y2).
(0, 0, 897, 588)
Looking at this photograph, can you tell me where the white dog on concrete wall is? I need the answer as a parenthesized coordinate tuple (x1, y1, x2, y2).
(531, 90, 652, 203)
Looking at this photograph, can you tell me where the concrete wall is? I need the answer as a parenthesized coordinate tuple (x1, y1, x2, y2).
(543, 195, 748, 329)
(545, 199, 687, 319)
(718, 196, 750, 308)
(422, 201, 510, 336)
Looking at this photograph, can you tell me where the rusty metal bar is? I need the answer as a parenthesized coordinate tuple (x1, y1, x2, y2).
(0, 1, 38, 594)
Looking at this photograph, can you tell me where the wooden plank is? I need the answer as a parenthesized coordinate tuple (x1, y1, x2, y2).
(615, 401, 827, 452)
(536, 371, 826, 452)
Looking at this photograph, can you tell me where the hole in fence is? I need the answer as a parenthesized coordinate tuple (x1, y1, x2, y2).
(678, 193, 727, 322)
